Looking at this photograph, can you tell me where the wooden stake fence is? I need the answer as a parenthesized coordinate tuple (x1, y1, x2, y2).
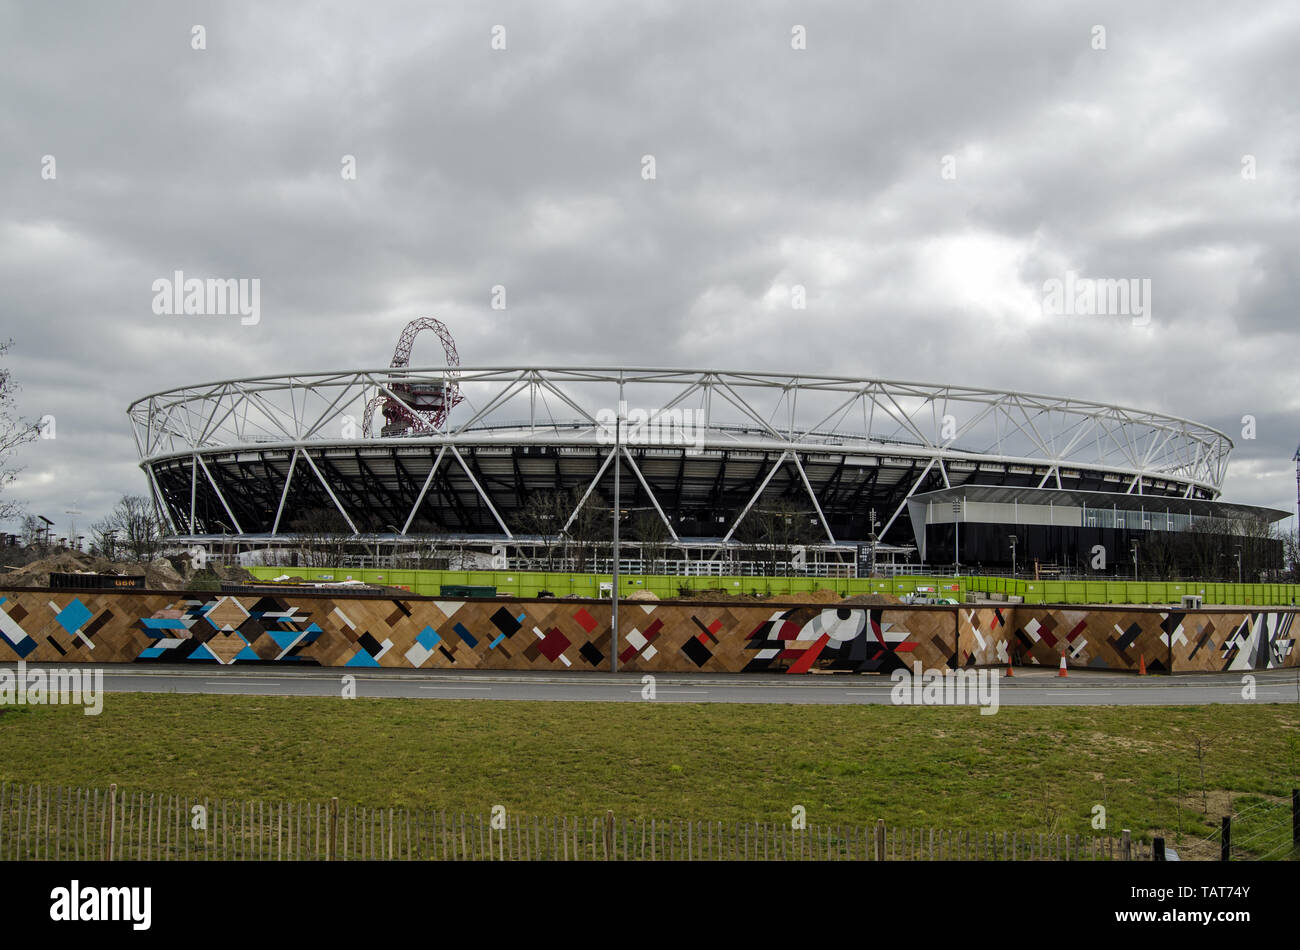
(0, 781, 1187, 862)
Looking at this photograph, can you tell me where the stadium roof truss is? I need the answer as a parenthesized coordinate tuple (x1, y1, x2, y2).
(128, 368, 1233, 544)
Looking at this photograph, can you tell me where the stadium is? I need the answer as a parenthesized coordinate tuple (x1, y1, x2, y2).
(126, 320, 1286, 577)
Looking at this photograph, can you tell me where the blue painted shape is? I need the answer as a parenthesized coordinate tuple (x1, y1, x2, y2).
(56, 599, 93, 634)
(268, 630, 303, 651)
(189, 643, 219, 662)
(6, 636, 37, 658)
(416, 626, 441, 649)
(489, 633, 505, 650)
(234, 643, 260, 662)
(345, 649, 379, 667)
(142, 617, 188, 630)
(139, 646, 166, 658)
(452, 622, 478, 648)
(516, 613, 526, 623)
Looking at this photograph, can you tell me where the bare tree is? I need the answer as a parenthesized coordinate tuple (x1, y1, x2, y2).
(734, 498, 820, 575)
(289, 508, 352, 568)
(89, 519, 121, 560)
(401, 518, 451, 569)
(514, 490, 569, 571)
(1281, 529, 1300, 584)
(631, 509, 670, 574)
(0, 340, 40, 522)
(19, 513, 47, 551)
(565, 488, 609, 573)
(98, 495, 166, 562)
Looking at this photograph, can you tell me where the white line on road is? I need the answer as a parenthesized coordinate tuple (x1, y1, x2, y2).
(417, 686, 492, 691)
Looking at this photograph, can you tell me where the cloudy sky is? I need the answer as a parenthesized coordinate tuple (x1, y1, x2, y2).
(2, 0, 1297, 540)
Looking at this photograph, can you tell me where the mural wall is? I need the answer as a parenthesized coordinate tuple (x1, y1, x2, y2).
(0, 590, 1295, 674)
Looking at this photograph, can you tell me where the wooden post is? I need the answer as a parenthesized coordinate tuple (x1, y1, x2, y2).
(1120, 828, 1131, 861)
(1153, 836, 1166, 861)
(1292, 789, 1299, 852)
(1221, 816, 1231, 861)
(106, 783, 117, 862)
(874, 819, 885, 861)
(328, 797, 338, 861)
(604, 810, 613, 861)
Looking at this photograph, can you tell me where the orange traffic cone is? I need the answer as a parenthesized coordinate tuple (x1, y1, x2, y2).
(1058, 653, 1068, 677)
(1005, 656, 1014, 677)
(1138, 654, 1147, 676)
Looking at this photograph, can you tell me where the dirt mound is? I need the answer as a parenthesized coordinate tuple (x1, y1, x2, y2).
(670, 587, 860, 604)
(0, 551, 257, 591)
(145, 558, 185, 589)
(839, 592, 902, 606)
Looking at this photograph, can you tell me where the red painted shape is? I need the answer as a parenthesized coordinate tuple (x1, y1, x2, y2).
(777, 621, 802, 640)
(574, 608, 598, 633)
(538, 628, 570, 661)
(787, 634, 830, 674)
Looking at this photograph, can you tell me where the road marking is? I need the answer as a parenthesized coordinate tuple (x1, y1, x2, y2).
(204, 681, 281, 686)
(417, 686, 492, 691)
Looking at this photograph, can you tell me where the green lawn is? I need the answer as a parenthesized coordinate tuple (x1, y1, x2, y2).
(1, 696, 1297, 854)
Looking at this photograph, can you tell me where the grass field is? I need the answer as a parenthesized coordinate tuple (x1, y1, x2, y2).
(2, 695, 1298, 854)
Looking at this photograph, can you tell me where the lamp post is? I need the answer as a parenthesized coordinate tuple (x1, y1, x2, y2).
(611, 397, 623, 673)
(868, 509, 880, 578)
(952, 499, 962, 575)
(1131, 539, 1139, 581)
(386, 525, 403, 568)
(1235, 544, 1242, 585)
(1007, 534, 1017, 578)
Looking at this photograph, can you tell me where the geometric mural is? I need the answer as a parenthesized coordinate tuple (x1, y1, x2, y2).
(0, 589, 1296, 674)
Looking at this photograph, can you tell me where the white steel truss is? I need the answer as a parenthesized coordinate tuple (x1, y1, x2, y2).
(128, 366, 1234, 540)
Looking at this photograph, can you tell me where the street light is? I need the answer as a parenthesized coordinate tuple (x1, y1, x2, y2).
(952, 499, 962, 575)
(1007, 534, 1018, 578)
(1235, 544, 1242, 585)
(1130, 539, 1139, 581)
(386, 524, 403, 568)
(868, 508, 881, 578)
(611, 398, 623, 673)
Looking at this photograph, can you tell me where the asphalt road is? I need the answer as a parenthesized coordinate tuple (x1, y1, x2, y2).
(6, 663, 1298, 706)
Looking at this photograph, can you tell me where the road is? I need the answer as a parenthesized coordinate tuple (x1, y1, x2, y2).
(6, 663, 1298, 706)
